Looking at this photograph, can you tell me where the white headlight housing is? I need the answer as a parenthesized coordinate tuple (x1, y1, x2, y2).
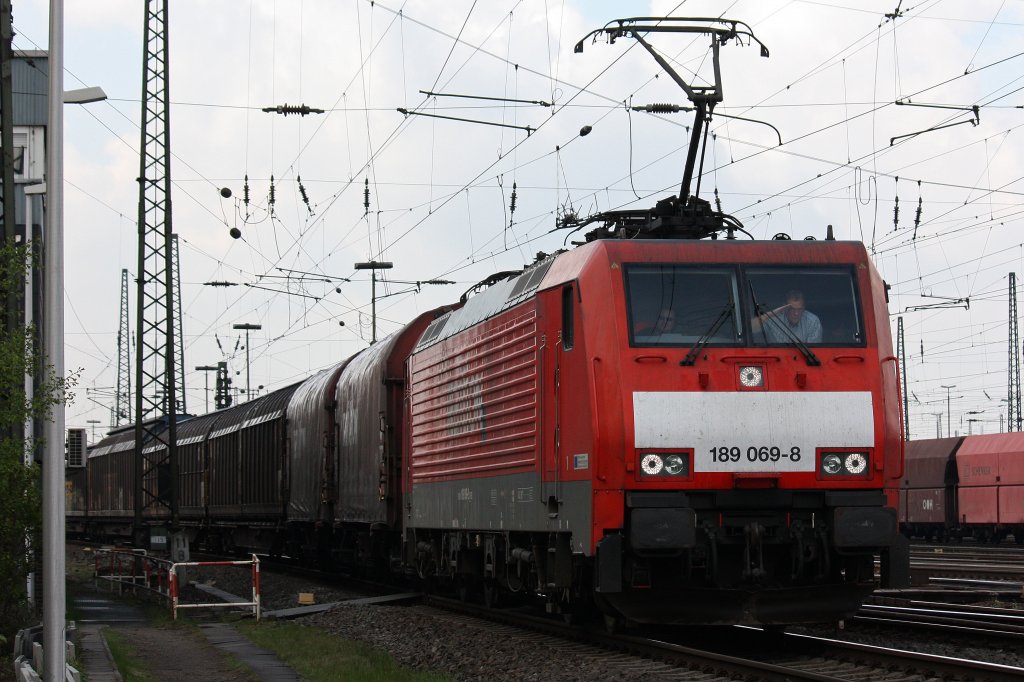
(739, 365, 764, 387)
(822, 453, 843, 475)
(819, 451, 871, 477)
(844, 452, 867, 474)
(639, 451, 690, 477)
(640, 453, 664, 475)
(663, 454, 686, 475)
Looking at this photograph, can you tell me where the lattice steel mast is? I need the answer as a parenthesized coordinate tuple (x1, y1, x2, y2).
(1009, 272, 1021, 432)
(112, 269, 131, 427)
(897, 317, 908, 441)
(171, 234, 186, 414)
(134, 0, 180, 545)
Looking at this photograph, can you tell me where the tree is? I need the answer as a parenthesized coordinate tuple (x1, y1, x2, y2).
(0, 241, 76, 644)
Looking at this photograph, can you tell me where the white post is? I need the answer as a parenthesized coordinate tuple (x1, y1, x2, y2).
(43, 1, 66, 679)
(23, 183, 43, 610)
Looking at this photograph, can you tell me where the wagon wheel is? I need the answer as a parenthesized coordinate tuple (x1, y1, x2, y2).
(483, 579, 500, 609)
(456, 577, 472, 603)
(603, 613, 622, 634)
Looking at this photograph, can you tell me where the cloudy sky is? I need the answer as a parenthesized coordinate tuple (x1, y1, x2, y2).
(13, 0, 1024, 441)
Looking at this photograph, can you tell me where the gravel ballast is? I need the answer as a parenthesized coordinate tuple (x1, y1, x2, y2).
(155, 557, 1024, 679)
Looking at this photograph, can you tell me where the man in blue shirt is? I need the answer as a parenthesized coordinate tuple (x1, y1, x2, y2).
(753, 289, 822, 344)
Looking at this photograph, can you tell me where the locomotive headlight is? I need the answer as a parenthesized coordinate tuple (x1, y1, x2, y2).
(844, 452, 868, 475)
(822, 453, 843, 475)
(639, 452, 689, 477)
(640, 453, 664, 475)
(663, 453, 687, 475)
(739, 365, 764, 388)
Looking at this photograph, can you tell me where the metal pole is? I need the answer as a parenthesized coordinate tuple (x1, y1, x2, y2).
(231, 325, 260, 402)
(941, 384, 956, 439)
(353, 261, 393, 345)
(194, 366, 217, 413)
(245, 328, 251, 399)
(43, 0, 66, 678)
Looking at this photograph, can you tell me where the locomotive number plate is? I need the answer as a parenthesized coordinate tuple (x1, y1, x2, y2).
(633, 391, 874, 473)
(708, 445, 802, 464)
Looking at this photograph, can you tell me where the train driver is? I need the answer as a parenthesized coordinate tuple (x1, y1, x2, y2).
(752, 289, 822, 344)
(634, 306, 678, 337)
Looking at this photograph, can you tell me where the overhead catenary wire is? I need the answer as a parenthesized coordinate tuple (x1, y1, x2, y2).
(39, 3, 1024, 430)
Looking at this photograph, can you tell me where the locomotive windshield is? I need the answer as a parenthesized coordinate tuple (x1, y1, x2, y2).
(626, 264, 864, 347)
(746, 266, 863, 346)
(626, 265, 741, 346)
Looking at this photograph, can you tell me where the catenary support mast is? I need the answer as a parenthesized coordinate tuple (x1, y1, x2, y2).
(897, 316, 908, 441)
(134, 0, 180, 545)
(1009, 273, 1021, 431)
(113, 269, 131, 426)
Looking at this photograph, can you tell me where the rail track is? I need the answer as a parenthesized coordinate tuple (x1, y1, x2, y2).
(856, 598, 1024, 641)
(424, 594, 1024, 681)
(910, 543, 1024, 584)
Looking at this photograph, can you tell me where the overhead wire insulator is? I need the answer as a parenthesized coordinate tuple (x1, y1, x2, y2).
(298, 175, 313, 215)
(631, 103, 686, 114)
(913, 180, 923, 238)
(714, 187, 723, 214)
(242, 174, 251, 222)
(261, 103, 325, 117)
(509, 182, 518, 228)
(893, 176, 900, 231)
(363, 178, 370, 216)
(269, 175, 276, 215)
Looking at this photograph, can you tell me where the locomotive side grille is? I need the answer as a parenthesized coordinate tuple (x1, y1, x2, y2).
(506, 259, 554, 305)
(409, 307, 539, 480)
(417, 314, 451, 350)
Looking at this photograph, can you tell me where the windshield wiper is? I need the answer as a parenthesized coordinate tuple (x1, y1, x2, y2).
(748, 283, 820, 366)
(757, 303, 821, 366)
(681, 302, 735, 366)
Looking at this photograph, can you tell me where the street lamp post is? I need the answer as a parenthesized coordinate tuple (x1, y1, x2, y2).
(195, 365, 218, 412)
(941, 384, 956, 438)
(354, 261, 393, 344)
(42, 4, 110, 676)
(232, 324, 261, 401)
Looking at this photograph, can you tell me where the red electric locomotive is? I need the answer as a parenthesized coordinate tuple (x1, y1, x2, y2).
(405, 226, 906, 625)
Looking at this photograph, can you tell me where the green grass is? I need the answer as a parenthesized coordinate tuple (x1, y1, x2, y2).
(101, 628, 158, 682)
(235, 620, 450, 682)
